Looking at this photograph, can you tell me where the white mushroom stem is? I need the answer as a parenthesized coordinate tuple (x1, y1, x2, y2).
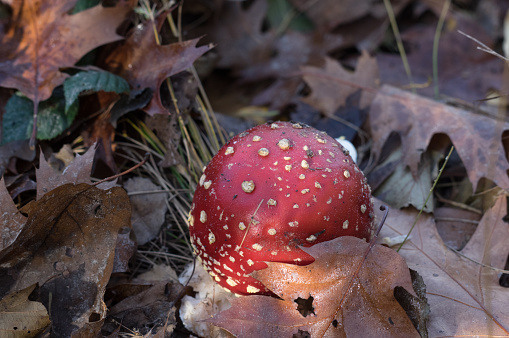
(336, 137, 357, 163)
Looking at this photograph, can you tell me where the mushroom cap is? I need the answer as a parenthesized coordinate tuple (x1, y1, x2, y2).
(189, 121, 374, 295)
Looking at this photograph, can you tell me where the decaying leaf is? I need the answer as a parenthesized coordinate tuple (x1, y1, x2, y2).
(369, 85, 509, 190)
(376, 195, 509, 336)
(0, 183, 131, 337)
(0, 0, 132, 102)
(0, 177, 26, 251)
(35, 142, 115, 199)
(209, 237, 420, 337)
(106, 282, 184, 336)
(0, 284, 50, 337)
(105, 18, 212, 115)
(301, 52, 379, 117)
(124, 176, 168, 245)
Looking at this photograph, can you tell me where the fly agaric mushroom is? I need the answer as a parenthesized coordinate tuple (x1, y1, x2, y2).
(188, 121, 374, 296)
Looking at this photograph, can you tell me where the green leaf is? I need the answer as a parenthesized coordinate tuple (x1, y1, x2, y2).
(63, 70, 130, 113)
(2, 94, 33, 145)
(72, 0, 100, 14)
(1, 90, 79, 145)
(266, 0, 314, 32)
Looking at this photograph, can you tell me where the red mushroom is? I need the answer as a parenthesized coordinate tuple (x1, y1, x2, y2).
(188, 121, 374, 296)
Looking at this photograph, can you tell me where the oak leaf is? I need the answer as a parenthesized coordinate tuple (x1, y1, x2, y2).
(0, 183, 131, 337)
(301, 52, 379, 117)
(0, 284, 50, 336)
(369, 85, 509, 190)
(0, 0, 132, 102)
(105, 20, 212, 115)
(376, 195, 509, 335)
(209, 236, 420, 337)
(0, 144, 130, 336)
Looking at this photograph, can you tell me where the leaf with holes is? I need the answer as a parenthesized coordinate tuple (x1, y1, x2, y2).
(0, 144, 131, 336)
(369, 85, 509, 190)
(208, 236, 422, 337)
(376, 195, 509, 336)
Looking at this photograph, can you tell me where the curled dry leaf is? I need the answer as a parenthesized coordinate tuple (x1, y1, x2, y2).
(0, 183, 131, 337)
(209, 236, 420, 337)
(369, 85, 509, 190)
(376, 196, 509, 336)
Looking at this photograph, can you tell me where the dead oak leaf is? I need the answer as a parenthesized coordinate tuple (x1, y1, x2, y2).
(376, 195, 509, 336)
(369, 85, 509, 190)
(0, 177, 26, 251)
(301, 52, 379, 117)
(0, 284, 50, 336)
(35, 142, 115, 200)
(0, 0, 132, 102)
(105, 22, 212, 116)
(0, 183, 131, 337)
(209, 237, 420, 337)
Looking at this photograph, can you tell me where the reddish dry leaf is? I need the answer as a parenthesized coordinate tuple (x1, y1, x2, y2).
(105, 20, 211, 116)
(0, 183, 131, 337)
(369, 85, 509, 190)
(209, 237, 420, 337)
(376, 196, 509, 336)
(301, 52, 379, 117)
(0, 0, 132, 102)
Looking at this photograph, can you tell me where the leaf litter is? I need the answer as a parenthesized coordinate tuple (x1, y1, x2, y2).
(0, 145, 131, 336)
(0, 0, 509, 336)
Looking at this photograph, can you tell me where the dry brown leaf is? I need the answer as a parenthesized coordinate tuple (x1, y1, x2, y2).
(376, 196, 509, 335)
(369, 85, 509, 190)
(209, 236, 420, 337)
(36, 142, 115, 200)
(377, 11, 503, 102)
(0, 183, 131, 337)
(0, 177, 26, 251)
(203, 0, 273, 70)
(0, 0, 132, 102)
(124, 176, 168, 245)
(290, 0, 372, 29)
(301, 52, 379, 117)
(105, 282, 184, 336)
(105, 19, 211, 116)
(0, 284, 50, 337)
